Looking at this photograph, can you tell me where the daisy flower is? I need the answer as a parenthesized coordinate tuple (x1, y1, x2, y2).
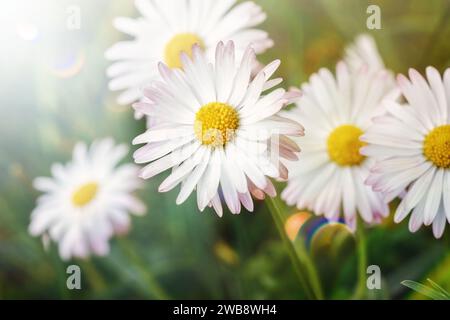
(105, 0, 273, 117)
(281, 62, 394, 230)
(29, 138, 146, 260)
(344, 34, 387, 73)
(132, 41, 303, 216)
(362, 67, 450, 238)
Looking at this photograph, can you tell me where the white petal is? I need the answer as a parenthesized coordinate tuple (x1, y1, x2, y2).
(176, 149, 211, 204)
(139, 142, 200, 179)
(423, 168, 444, 225)
(394, 167, 435, 223)
(432, 206, 446, 239)
(444, 171, 450, 223)
(197, 150, 222, 211)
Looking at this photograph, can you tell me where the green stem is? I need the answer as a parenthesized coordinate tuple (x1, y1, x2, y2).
(118, 238, 170, 300)
(78, 260, 107, 294)
(266, 197, 323, 300)
(353, 219, 368, 299)
(295, 233, 325, 300)
(49, 248, 70, 299)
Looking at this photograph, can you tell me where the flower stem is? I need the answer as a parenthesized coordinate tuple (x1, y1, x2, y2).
(78, 260, 107, 293)
(266, 196, 323, 300)
(118, 238, 170, 300)
(353, 219, 368, 299)
(294, 232, 325, 300)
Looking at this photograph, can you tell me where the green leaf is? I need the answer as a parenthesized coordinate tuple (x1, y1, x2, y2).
(401, 280, 449, 300)
(426, 279, 450, 299)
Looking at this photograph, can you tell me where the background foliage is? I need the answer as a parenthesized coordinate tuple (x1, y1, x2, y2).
(0, 0, 449, 299)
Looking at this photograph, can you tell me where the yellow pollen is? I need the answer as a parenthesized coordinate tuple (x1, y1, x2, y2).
(164, 33, 204, 69)
(423, 125, 450, 168)
(194, 102, 239, 147)
(327, 125, 366, 166)
(72, 182, 98, 207)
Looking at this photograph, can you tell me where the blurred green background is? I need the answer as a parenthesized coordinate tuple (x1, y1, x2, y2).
(1, 0, 450, 299)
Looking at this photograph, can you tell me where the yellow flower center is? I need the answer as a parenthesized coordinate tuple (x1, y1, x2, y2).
(194, 102, 239, 147)
(164, 33, 204, 69)
(72, 182, 98, 207)
(423, 125, 450, 168)
(327, 125, 366, 166)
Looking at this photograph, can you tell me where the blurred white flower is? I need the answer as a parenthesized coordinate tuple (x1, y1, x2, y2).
(105, 0, 273, 118)
(344, 34, 398, 100)
(133, 41, 303, 216)
(29, 138, 146, 260)
(362, 67, 450, 238)
(344, 34, 386, 73)
(281, 62, 394, 230)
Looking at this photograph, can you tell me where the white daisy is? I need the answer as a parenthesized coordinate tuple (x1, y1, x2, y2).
(132, 41, 303, 216)
(281, 62, 394, 230)
(344, 34, 397, 97)
(362, 67, 450, 238)
(344, 34, 387, 73)
(105, 0, 273, 118)
(29, 138, 146, 260)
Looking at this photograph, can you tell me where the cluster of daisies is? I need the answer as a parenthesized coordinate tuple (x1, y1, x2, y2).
(31, 0, 450, 260)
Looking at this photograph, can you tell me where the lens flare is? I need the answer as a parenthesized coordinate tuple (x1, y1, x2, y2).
(297, 216, 352, 248)
(50, 49, 85, 78)
(284, 211, 311, 241)
(16, 21, 39, 41)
